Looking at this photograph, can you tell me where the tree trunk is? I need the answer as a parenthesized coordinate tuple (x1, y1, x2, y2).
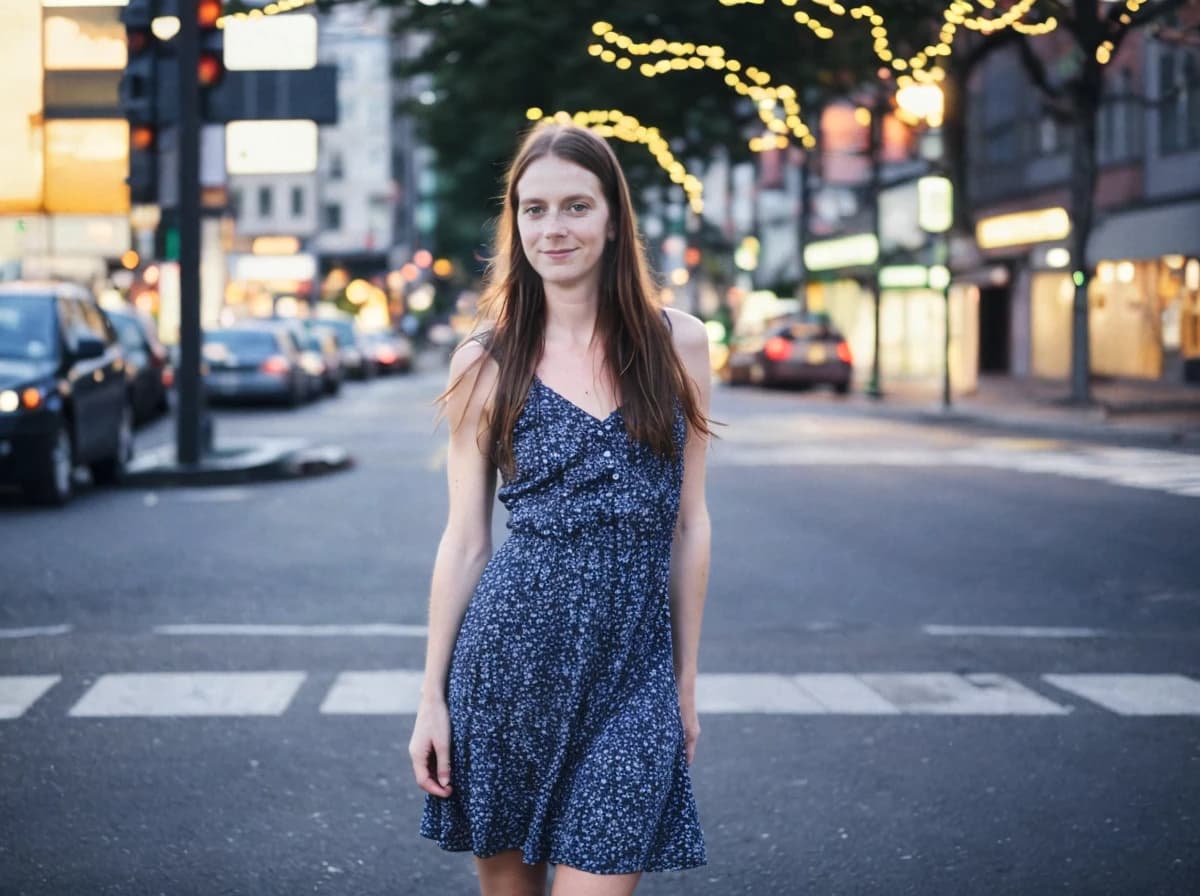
(1068, 81, 1101, 405)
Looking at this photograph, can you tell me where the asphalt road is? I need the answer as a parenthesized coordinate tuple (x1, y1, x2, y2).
(2, 359, 1199, 895)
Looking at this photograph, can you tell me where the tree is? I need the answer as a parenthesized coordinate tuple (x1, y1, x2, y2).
(384, 0, 944, 272)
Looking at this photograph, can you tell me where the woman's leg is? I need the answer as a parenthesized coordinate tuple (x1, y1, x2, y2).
(475, 849, 549, 896)
(549, 865, 641, 896)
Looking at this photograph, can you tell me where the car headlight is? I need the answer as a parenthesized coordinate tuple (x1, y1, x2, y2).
(0, 386, 47, 412)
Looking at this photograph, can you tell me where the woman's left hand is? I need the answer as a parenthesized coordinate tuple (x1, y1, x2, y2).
(678, 684, 701, 765)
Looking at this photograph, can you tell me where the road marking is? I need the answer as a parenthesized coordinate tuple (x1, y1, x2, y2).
(0, 625, 72, 639)
(1043, 674, 1200, 715)
(153, 623, 428, 637)
(0, 676, 61, 719)
(711, 427, 1200, 499)
(321, 671, 426, 714)
(858, 673, 1070, 715)
(923, 625, 1105, 638)
(3, 671, 1191, 719)
(68, 672, 306, 718)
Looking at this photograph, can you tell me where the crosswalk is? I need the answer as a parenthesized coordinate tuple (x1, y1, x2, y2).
(4, 671, 1200, 721)
(712, 419, 1200, 498)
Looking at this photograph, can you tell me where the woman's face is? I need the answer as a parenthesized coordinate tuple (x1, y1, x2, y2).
(515, 155, 613, 294)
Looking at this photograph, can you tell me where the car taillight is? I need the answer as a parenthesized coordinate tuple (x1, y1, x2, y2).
(376, 347, 397, 364)
(836, 340, 853, 364)
(261, 356, 291, 375)
(763, 336, 791, 362)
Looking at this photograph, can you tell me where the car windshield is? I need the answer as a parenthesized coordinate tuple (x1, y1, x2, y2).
(0, 294, 55, 360)
(319, 319, 355, 346)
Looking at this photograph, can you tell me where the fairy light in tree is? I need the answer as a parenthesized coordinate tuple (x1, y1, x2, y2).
(589, 22, 816, 149)
(532, 107, 705, 213)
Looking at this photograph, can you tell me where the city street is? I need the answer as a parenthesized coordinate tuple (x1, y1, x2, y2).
(2, 360, 1199, 896)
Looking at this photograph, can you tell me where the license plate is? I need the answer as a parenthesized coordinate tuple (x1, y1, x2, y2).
(208, 372, 239, 388)
(806, 345, 827, 364)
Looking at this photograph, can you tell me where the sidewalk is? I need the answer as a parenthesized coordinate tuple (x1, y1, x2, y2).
(831, 374, 1200, 448)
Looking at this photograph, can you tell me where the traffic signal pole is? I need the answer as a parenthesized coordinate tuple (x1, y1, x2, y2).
(176, 0, 207, 464)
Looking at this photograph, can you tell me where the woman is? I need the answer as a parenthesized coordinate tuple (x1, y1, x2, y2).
(410, 122, 712, 896)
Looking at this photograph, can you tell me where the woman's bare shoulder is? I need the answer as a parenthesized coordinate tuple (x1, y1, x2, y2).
(663, 307, 709, 350)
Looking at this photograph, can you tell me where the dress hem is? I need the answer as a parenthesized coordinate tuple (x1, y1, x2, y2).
(418, 830, 707, 874)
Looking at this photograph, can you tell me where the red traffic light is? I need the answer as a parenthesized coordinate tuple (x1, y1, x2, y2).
(197, 0, 223, 29)
(198, 52, 223, 86)
(131, 124, 156, 151)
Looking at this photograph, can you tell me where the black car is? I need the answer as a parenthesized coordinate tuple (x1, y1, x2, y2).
(726, 313, 854, 393)
(105, 305, 170, 424)
(0, 281, 133, 505)
(202, 326, 310, 407)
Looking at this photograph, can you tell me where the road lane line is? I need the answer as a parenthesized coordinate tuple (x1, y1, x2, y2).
(153, 623, 428, 637)
(697, 674, 827, 713)
(923, 625, 1105, 638)
(858, 673, 1070, 715)
(0, 676, 61, 720)
(321, 671, 425, 714)
(0, 625, 72, 639)
(1043, 674, 1200, 715)
(68, 672, 306, 717)
(793, 674, 901, 714)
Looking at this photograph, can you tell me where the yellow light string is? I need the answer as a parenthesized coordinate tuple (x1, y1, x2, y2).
(590, 22, 816, 151)
(219, 0, 315, 27)
(529, 106, 705, 213)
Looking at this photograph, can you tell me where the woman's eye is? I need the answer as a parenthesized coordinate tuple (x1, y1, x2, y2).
(523, 206, 544, 216)
(569, 203, 589, 213)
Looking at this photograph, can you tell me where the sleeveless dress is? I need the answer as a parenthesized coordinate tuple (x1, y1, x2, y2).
(419, 373, 707, 874)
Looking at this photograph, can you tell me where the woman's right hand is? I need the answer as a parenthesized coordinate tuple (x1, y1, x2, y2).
(409, 698, 454, 798)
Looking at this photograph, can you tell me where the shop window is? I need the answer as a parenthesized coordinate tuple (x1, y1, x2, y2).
(1160, 49, 1200, 153)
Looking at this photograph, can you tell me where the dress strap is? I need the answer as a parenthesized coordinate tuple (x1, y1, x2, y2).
(661, 309, 673, 333)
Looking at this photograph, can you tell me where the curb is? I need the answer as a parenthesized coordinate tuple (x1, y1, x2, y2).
(123, 438, 354, 488)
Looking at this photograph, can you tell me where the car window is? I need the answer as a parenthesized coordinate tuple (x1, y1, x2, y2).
(0, 295, 55, 360)
(110, 315, 146, 352)
(58, 299, 94, 350)
(79, 300, 114, 343)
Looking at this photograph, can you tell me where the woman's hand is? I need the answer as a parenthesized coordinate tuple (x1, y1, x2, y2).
(678, 681, 701, 766)
(409, 698, 453, 798)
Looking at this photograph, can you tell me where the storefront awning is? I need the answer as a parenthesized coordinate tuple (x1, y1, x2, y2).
(1090, 199, 1200, 260)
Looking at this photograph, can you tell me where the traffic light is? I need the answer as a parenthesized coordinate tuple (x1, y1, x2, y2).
(197, 0, 225, 103)
(119, 0, 161, 204)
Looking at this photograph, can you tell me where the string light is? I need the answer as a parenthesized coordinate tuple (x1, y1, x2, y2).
(531, 108, 704, 213)
(587, 24, 816, 149)
(219, 0, 315, 27)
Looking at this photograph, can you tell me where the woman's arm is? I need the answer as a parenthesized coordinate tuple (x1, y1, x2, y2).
(665, 308, 712, 765)
(409, 338, 498, 797)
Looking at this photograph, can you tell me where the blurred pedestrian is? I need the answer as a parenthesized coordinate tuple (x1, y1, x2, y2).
(409, 122, 713, 896)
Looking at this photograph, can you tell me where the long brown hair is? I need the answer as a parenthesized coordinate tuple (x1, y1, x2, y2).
(447, 123, 710, 478)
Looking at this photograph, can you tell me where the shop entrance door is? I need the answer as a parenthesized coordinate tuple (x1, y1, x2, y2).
(978, 286, 1011, 372)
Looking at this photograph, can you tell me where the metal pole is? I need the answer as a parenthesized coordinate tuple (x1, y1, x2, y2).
(176, 0, 203, 464)
(865, 89, 884, 399)
(942, 228, 952, 410)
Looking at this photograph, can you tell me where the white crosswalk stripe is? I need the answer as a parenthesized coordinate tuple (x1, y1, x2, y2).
(0, 671, 1196, 720)
(0, 675, 61, 719)
(67, 672, 306, 718)
(1043, 674, 1200, 715)
(711, 419, 1200, 498)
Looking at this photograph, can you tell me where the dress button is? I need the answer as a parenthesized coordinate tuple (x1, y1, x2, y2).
(603, 450, 611, 458)
(612, 473, 620, 481)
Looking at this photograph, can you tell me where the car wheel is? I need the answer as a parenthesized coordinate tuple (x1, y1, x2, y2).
(833, 381, 851, 396)
(24, 418, 75, 506)
(91, 403, 133, 485)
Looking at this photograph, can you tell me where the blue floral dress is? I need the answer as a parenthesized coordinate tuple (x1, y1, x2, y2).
(419, 374, 707, 874)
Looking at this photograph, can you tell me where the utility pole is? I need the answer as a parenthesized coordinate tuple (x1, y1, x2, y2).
(864, 87, 885, 399)
(176, 0, 205, 464)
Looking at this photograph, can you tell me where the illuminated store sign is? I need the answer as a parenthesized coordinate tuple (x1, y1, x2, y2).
(804, 234, 879, 271)
(976, 207, 1070, 250)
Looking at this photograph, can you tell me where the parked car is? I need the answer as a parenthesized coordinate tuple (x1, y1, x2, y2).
(0, 281, 133, 505)
(308, 314, 376, 381)
(305, 326, 343, 395)
(726, 313, 854, 393)
(231, 317, 323, 401)
(361, 329, 413, 374)
(104, 304, 170, 424)
(202, 326, 308, 407)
